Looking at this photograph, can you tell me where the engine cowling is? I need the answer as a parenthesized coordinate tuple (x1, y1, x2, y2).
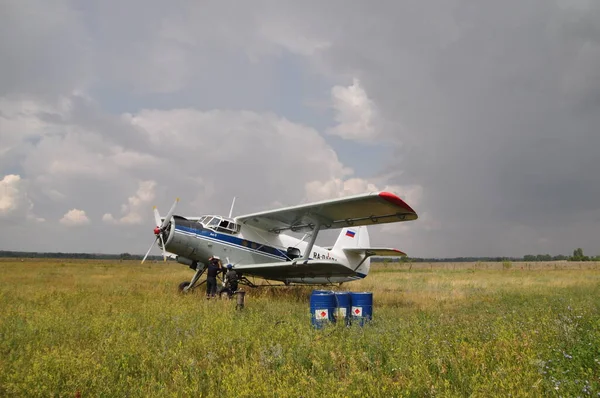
(176, 256, 194, 267)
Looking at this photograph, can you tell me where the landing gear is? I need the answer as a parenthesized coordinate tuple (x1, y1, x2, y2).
(238, 276, 258, 288)
(178, 262, 206, 293)
(178, 281, 191, 292)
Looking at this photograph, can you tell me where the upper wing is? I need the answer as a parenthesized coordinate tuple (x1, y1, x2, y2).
(233, 260, 357, 281)
(235, 191, 417, 233)
(343, 248, 407, 257)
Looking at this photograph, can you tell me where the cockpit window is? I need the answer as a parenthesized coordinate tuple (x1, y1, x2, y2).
(197, 215, 241, 234)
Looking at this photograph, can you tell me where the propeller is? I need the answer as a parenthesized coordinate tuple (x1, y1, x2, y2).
(141, 198, 179, 264)
(162, 198, 179, 229)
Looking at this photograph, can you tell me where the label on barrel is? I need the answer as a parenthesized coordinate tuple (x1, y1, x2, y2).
(352, 306, 363, 316)
(315, 309, 329, 320)
(335, 308, 347, 318)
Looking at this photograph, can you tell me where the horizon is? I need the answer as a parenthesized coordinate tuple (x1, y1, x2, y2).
(2, 1, 599, 258)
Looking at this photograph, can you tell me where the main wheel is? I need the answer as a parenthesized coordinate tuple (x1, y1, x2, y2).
(178, 281, 191, 293)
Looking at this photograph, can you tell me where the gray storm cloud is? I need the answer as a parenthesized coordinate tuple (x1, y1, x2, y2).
(1, 0, 599, 257)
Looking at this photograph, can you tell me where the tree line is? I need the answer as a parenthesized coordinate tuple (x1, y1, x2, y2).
(1, 248, 597, 262)
(519, 248, 599, 262)
(0, 250, 162, 261)
(379, 248, 599, 263)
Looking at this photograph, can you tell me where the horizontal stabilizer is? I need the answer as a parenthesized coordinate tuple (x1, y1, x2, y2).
(343, 247, 407, 257)
(233, 259, 356, 281)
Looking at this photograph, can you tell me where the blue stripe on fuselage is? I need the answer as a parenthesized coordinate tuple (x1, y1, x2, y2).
(174, 224, 289, 260)
(174, 224, 366, 278)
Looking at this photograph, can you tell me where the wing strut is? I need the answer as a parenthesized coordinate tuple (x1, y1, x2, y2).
(300, 220, 321, 261)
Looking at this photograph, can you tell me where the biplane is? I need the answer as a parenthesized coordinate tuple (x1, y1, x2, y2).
(141, 191, 417, 291)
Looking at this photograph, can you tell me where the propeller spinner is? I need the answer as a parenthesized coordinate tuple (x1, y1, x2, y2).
(141, 198, 179, 264)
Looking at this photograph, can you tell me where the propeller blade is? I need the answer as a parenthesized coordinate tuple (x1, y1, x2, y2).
(160, 198, 179, 229)
(141, 235, 159, 264)
(159, 233, 167, 262)
(153, 206, 161, 227)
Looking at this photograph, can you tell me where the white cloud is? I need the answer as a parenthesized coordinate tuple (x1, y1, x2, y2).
(305, 177, 422, 207)
(127, 109, 350, 213)
(59, 209, 89, 226)
(304, 176, 426, 247)
(326, 78, 380, 142)
(0, 175, 23, 216)
(0, 96, 72, 166)
(0, 174, 44, 222)
(102, 213, 116, 223)
(103, 180, 157, 225)
(305, 178, 378, 202)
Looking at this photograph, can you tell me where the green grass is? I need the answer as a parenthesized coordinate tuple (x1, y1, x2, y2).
(1, 259, 599, 397)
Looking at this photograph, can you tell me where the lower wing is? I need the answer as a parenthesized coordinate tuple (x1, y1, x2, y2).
(233, 260, 356, 281)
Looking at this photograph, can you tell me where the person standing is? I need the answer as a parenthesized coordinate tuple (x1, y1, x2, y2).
(206, 256, 221, 298)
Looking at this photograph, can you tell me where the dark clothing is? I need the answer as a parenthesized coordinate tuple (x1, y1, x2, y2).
(225, 269, 238, 283)
(207, 262, 220, 277)
(206, 259, 221, 297)
(225, 270, 239, 292)
(206, 276, 217, 297)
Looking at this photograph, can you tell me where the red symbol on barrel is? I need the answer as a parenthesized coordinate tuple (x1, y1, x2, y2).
(320, 311, 327, 317)
(354, 308, 360, 314)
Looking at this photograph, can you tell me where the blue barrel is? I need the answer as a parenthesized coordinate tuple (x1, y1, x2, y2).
(350, 292, 373, 326)
(310, 291, 336, 329)
(333, 292, 351, 325)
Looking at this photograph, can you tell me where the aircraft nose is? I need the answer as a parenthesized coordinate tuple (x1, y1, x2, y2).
(153, 227, 161, 235)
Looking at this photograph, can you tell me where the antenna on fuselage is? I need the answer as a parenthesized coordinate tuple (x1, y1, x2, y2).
(228, 197, 236, 218)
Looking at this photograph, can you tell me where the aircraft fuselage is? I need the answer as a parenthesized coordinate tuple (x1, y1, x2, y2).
(161, 216, 365, 284)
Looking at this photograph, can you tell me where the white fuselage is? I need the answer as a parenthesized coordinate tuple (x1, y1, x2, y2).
(163, 217, 367, 284)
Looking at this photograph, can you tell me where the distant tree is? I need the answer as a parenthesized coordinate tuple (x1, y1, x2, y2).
(570, 248, 590, 261)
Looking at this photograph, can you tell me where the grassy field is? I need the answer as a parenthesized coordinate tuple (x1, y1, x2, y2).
(1, 259, 598, 397)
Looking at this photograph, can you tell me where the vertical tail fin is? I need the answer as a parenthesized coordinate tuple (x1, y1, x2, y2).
(332, 226, 369, 250)
(332, 226, 371, 276)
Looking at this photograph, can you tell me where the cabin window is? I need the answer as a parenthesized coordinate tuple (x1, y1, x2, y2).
(216, 220, 241, 235)
(196, 215, 241, 234)
(216, 220, 230, 233)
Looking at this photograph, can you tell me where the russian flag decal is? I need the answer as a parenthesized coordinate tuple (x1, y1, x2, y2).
(346, 230, 355, 238)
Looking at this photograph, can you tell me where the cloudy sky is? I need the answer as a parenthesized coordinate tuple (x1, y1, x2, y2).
(1, 0, 599, 258)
